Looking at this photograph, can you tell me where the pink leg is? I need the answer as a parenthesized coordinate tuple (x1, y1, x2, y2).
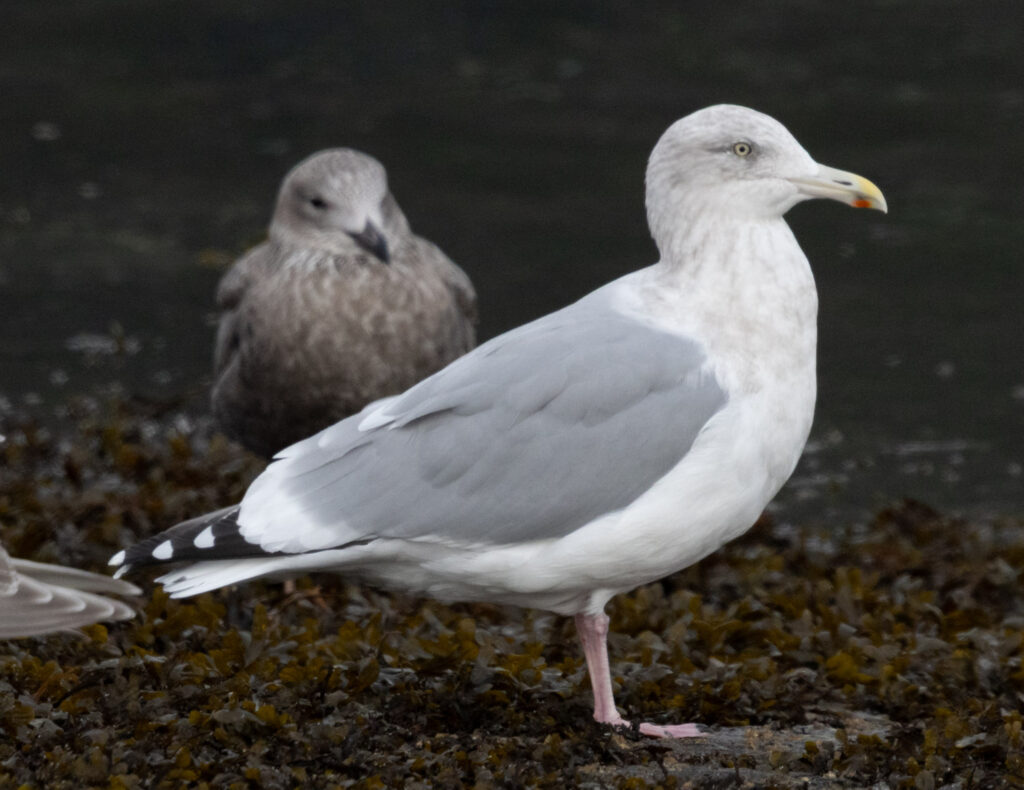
(575, 612, 703, 739)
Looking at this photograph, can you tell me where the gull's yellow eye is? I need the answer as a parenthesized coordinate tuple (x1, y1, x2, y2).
(732, 142, 753, 157)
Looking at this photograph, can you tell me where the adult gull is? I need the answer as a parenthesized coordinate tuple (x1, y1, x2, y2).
(113, 105, 886, 737)
(212, 148, 478, 457)
(1, 543, 140, 639)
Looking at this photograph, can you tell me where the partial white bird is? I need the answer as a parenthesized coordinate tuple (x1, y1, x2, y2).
(212, 148, 478, 457)
(1, 543, 139, 639)
(113, 105, 885, 737)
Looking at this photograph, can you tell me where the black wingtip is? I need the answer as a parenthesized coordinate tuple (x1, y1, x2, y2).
(110, 505, 275, 574)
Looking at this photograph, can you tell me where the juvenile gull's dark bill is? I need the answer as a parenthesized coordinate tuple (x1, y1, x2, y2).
(113, 105, 886, 737)
(1, 544, 139, 639)
(212, 148, 478, 458)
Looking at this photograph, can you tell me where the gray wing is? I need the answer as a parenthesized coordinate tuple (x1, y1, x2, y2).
(0, 545, 139, 639)
(8, 556, 142, 595)
(241, 293, 728, 550)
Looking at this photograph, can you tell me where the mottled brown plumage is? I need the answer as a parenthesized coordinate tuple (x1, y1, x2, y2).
(212, 149, 477, 457)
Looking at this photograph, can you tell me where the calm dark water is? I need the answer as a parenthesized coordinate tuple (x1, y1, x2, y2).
(1, 1, 1021, 523)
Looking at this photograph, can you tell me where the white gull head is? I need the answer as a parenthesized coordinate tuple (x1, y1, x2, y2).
(645, 104, 886, 257)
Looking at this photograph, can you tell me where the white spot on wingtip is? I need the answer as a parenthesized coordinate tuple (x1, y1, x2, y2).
(152, 540, 174, 560)
(113, 566, 128, 579)
(194, 526, 215, 549)
(109, 550, 126, 566)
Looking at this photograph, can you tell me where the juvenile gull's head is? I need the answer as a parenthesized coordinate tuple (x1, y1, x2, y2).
(271, 148, 396, 262)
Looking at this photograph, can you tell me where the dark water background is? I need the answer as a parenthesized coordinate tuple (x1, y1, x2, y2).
(1, 1, 1021, 525)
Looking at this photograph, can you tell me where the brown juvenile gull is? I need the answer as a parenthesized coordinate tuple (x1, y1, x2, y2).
(113, 106, 886, 737)
(1, 543, 139, 639)
(212, 148, 477, 457)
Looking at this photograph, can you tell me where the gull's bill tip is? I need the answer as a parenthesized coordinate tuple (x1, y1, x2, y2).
(790, 164, 888, 214)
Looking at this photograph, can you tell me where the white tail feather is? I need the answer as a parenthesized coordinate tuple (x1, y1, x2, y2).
(155, 548, 358, 598)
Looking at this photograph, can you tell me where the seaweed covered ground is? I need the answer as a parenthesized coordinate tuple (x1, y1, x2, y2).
(1, 397, 1022, 788)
